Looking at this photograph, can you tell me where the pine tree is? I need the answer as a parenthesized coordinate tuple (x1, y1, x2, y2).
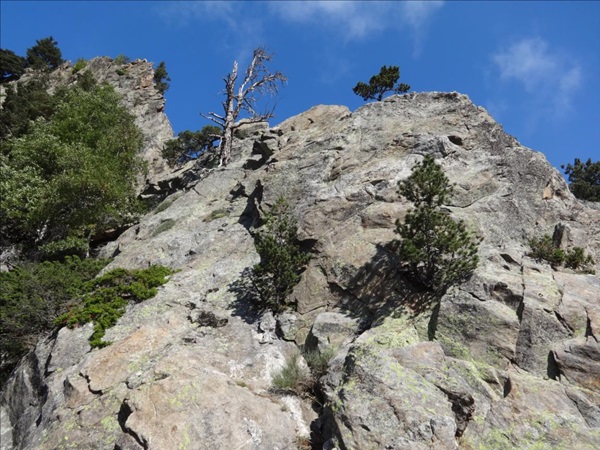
(153, 61, 170, 94)
(561, 158, 600, 202)
(250, 197, 310, 313)
(396, 155, 479, 291)
(26, 36, 64, 71)
(353, 65, 410, 101)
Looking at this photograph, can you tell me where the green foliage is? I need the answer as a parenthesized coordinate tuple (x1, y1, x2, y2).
(564, 247, 595, 273)
(153, 61, 171, 94)
(162, 126, 222, 167)
(562, 158, 600, 202)
(353, 65, 410, 101)
(396, 155, 479, 291)
(528, 235, 564, 267)
(250, 197, 311, 313)
(0, 76, 56, 143)
(0, 83, 144, 254)
(0, 49, 26, 83)
(76, 70, 97, 91)
(529, 234, 595, 273)
(0, 256, 109, 385)
(71, 58, 87, 74)
(26, 36, 64, 71)
(55, 265, 175, 348)
(115, 68, 127, 76)
(114, 54, 131, 65)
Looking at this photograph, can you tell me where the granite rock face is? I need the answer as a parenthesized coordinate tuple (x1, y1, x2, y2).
(2, 92, 599, 449)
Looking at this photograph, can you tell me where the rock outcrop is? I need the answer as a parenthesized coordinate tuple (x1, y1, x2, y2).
(2, 92, 599, 449)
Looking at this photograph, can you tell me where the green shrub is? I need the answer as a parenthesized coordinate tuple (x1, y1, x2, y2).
(114, 54, 131, 65)
(55, 265, 175, 348)
(396, 155, 480, 291)
(564, 247, 596, 273)
(71, 58, 86, 74)
(529, 235, 595, 274)
(562, 158, 600, 202)
(250, 197, 311, 313)
(528, 235, 565, 267)
(115, 68, 127, 76)
(0, 256, 109, 385)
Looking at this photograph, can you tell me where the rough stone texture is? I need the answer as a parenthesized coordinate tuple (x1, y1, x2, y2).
(2, 92, 600, 449)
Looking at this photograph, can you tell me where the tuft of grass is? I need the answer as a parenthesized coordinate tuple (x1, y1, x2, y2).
(303, 346, 336, 379)
(203, 208, 229, 222)
(153, 198, 175, 214)
(152, 219, 176, 236)
(272, 352, 313, 394)
(114, 54, 131, 65)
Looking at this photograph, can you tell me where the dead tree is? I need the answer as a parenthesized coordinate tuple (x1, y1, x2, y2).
(202, 48, 286, 167)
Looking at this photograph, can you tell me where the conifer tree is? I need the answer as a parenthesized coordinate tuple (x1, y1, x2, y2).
(26, 36, 64, 71)
(562, 158, 600, 202)
(250, 197, 310, 312)
(353, 65, 410, 101)
(153, 61, 170, 94)
(396, 155, 479, 291)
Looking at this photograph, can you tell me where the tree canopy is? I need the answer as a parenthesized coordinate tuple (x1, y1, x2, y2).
(562, 158, 600, 202)
(1, 82, 143, 257)
(26, 36, 64, 71)
(153, 61, 171, 94)
(0, 49, 26, 83)
(353, 65, 410, 101)
(162, 125, 221, 167)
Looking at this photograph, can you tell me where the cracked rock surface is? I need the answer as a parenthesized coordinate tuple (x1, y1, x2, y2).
(2, 92, 599, 449)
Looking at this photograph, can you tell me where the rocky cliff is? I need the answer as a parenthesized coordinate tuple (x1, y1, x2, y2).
(2, 92, 599, 449)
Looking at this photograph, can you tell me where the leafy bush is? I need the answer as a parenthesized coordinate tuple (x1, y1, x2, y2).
(396, 155, 479, 291)
(564, 247, 595, 273)
(562, 158, 600, 202)
(71, 58, 87, 74)
(0, 256, 109, 385)
(250, 197, 311, 313)
(55, 265, 175, 348)
(353, 65, 410, 101)
(1, 83, 144, 254)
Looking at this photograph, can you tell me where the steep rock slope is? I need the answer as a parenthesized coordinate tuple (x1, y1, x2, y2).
(2, 92, 599, 449)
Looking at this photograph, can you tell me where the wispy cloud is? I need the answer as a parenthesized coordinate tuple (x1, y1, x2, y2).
(269, 1, 444, 53)
(492, 37, 582, 116)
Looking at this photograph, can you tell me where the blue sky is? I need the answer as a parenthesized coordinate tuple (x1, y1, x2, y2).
(2, 1, 599, 171)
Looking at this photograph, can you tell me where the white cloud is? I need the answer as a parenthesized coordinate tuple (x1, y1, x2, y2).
(492, 37, 582, 115)
(269, 1, 444, 50)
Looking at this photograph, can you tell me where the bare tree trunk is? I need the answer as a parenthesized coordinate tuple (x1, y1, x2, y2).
(202, 48, 286, 167)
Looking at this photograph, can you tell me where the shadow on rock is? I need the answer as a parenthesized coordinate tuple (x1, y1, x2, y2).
(330, 242, 442, 331)
(227, 267, 264, 325)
